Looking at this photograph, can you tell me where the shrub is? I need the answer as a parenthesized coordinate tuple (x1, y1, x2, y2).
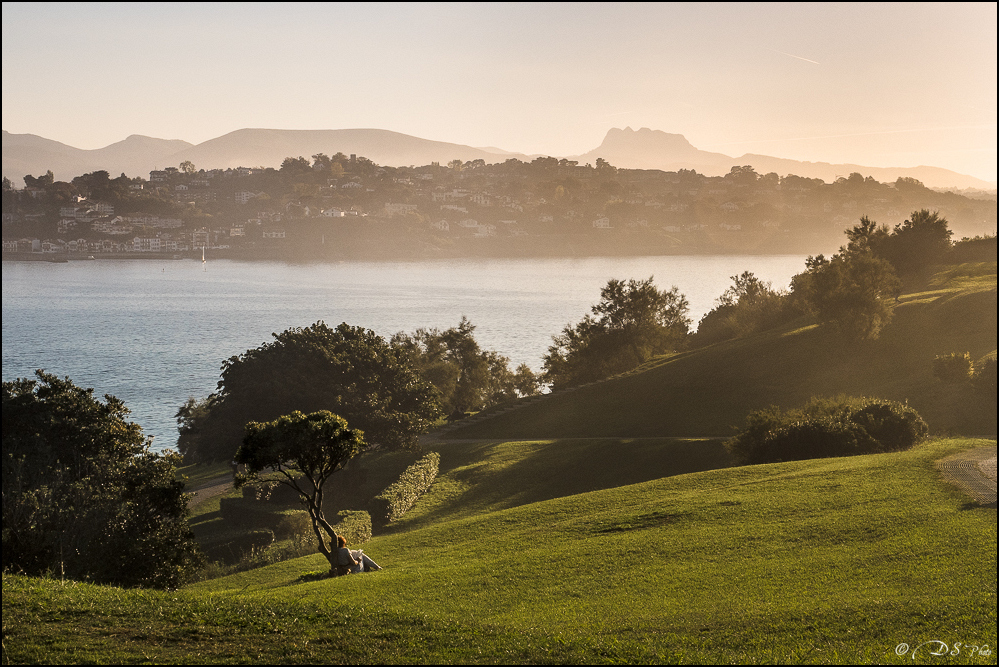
(207, 529, 274, 563)
(2, 372, 201, 589)
(933, 352, 974, 384)
(972, 356, 997, 396)
(274, 510, 311, 540)
(198, 530, 314, 575)
(727, 396, 928, 465)
(372, 452, 440, 526)
(333, 510, 372, 545)
(848, 401, 929, 452)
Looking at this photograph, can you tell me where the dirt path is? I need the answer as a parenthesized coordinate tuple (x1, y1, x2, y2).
(936, 445, 997, 508)
(186, 475, 235, 508)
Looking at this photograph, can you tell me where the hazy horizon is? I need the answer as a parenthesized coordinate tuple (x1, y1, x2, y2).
(2, 3, 996, 181)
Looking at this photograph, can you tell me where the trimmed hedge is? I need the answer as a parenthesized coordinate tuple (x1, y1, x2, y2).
(371, 452, 440, 526)
(333, 510, 372, 546)
(726, 396, 928, 465)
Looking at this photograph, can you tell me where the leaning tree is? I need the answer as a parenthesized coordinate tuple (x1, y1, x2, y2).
(236, 410, 366, 573)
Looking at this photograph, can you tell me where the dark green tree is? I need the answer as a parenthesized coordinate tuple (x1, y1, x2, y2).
(843, 210, 952, 279)
(882, 209, 952, 277)
(843, 215, 891, 255)
(280, 156, 313, 176)
(177, 322, 442, 462)
(792, 251, 901, 340)
(694, 271, 796, 346)
(237, 410, 365, 573)
(543, 277, 690, 389)
(2, 371, 201, 589)
(391, 317, 540, 417)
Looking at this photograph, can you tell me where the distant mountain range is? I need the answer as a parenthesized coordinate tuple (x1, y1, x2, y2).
(3, 126, 994, 190)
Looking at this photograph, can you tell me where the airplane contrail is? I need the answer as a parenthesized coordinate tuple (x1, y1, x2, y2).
(771, 48, 820, 65)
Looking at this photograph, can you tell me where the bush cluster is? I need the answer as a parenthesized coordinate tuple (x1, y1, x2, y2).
(973, 357, 997, 395)
(202, 529, 275, 564)
(372, 452, 440, 525)
(726, 396, 928, 465)
(333, 510, 372, 545)
(932, 352, 997, 396)
(933, 352, 974, 384)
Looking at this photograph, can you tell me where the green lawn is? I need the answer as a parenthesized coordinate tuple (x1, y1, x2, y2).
(5, 437, 995, 664)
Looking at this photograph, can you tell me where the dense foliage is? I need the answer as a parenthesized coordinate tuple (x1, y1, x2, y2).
(726, 396, 928, 465)
(237, 410, 366, 572)
(791, 251, 902, 340)
(933, 352, 975, 384)
(693, 271, 802, 346)
(2, 371, 200, 589)
(843, 210, 953, 278)
(972, 356, 997, 396)
(391, 317, 540, 417)
(787, 210, 954, 341)
(177, 321, 442, 462)
(543, 277, 690, 389)
(691, 211, 969, 345)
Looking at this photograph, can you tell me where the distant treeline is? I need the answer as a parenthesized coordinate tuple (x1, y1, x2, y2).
(3, 155, 995, 259)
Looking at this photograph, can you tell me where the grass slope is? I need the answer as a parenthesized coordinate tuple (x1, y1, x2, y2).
(445, 262, 997, 440)
(4, 438, 995, 664)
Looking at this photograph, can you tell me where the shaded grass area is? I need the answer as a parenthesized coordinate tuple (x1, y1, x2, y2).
(391, 437, 732, 531)
(446, 263, 997, 440)
(5, 438, 995, 664)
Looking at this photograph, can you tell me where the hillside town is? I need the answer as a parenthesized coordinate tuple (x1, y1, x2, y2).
(3, 154, 995, 260)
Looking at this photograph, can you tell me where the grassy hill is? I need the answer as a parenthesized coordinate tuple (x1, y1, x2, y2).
(4, 261, 995, 664)
(443, 261, 997, 440)
(4, 437, 995, 663)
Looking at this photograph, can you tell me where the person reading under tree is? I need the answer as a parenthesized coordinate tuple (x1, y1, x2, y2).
(335, 534, 382, 574)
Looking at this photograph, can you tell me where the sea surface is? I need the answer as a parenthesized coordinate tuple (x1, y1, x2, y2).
(3, 255, 806, 451)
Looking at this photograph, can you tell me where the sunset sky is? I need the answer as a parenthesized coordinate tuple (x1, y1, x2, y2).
(3, 2, 996, 182)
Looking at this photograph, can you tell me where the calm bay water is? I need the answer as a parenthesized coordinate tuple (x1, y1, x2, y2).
(3, 255, 805, 451)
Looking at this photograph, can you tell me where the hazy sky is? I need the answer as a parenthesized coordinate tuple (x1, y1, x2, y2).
(3, 2, 996, 182)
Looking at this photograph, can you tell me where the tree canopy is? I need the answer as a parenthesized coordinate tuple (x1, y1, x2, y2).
(237, 410, 365, 572)
(391, 317, 540, 417)
(788, 209, 951, 341)
(792, 251, 901, 341)
(543, 277, 690, 389)
(2, 371, 200, 589)
(177, 322, 442, 462)
(694, 271, 798, 346)
(843, 209, 952, 279)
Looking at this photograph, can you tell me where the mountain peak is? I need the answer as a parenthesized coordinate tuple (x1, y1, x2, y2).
(570, 126, 727, 170)
(601, 127, 696, 152)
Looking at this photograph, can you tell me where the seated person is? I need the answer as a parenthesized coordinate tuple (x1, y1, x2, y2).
(336, 534, 383, 574)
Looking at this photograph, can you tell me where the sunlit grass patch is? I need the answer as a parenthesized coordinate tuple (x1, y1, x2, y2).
(5, 438, 995, 663)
